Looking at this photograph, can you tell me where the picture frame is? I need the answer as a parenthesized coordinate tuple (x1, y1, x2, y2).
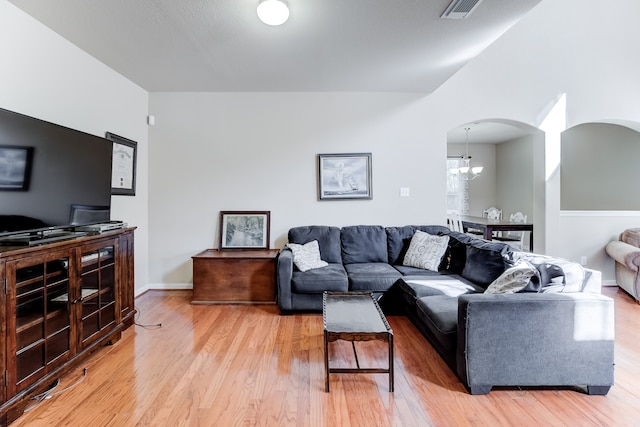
(0, 145, 33, 191)
(318, 153, 372, 200)
(107, 132, 137, 196)
(219, 211, 270, 250)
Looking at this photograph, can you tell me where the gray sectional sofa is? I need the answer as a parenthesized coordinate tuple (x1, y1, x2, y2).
(276, 224, 615, 395)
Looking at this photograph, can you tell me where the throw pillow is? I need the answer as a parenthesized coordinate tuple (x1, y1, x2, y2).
(402, 230, 449, 272)
(286, 240, 328, 272)
(461, 245, 509, 288)
(441, 234, 468, 273)
(484, 259, 538, 294)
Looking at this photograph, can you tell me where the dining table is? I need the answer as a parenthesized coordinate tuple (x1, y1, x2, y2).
(459, 215, 534, 252)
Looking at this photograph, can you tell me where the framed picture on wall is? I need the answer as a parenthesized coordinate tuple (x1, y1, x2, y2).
(219, 211, 270, 250)
(0, 145, 33, 191)
(317, 153, 372, 200)
(107, 132, 137, 196)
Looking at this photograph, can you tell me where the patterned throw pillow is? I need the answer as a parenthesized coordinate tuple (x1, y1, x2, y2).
(510, 252, 585, 293)
(402, 230, 449, 272)
(484, 259, 538, 294)
(286, 240, 329, 272)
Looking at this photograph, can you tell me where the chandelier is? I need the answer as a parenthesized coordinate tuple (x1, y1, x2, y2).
(450, 127, 483, 180)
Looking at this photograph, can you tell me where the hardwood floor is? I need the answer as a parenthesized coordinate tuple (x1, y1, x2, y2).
(11, 287, 640, 426)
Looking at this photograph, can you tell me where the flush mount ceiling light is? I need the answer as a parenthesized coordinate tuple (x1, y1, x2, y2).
(257, 0, 290, 26)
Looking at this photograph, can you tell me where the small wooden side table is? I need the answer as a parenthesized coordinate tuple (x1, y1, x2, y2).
(191, 249, 279, 304)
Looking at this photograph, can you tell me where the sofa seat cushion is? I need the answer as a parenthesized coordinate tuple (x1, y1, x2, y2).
(399, 275, 483, 299)
(393, 265, 446, 276)
(292, 263, 348, 293)
(416, 295, 459, 357)
(345, 263, 402, 291)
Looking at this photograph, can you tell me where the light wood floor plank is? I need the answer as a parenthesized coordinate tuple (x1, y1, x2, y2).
(9, 287, 640, 426)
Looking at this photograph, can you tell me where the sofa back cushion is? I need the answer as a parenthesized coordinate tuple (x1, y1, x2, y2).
(451, 232, 514, 288)
(386, 225, 451, 265)
(341, 225, 388, 264)
(288, 226, 342, 264)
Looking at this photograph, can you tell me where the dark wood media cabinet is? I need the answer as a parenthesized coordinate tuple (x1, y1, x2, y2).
(0, 228, 135, 426)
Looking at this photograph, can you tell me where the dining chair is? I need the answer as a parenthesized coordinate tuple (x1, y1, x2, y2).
(480, 207, 503, 237)
(494, 212, 528, 251)
(447, 215, 465, 233)
(483, 207, 503, 221)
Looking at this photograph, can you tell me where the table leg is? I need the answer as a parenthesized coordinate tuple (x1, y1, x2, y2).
(484, 226, 493, 241)
(529, 230, 534, 252)
(324, 331, 330, 392)
(389, 334, 394, 392)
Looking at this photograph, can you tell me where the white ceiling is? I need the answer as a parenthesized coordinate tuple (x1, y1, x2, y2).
(9, 0, 542, 93)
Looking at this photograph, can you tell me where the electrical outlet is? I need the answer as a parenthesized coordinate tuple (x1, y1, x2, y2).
(400, 187, 410, 197)
(580, 256, 587, 266)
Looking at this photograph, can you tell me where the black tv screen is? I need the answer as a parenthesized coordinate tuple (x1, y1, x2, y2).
(0, 107, 112, 237)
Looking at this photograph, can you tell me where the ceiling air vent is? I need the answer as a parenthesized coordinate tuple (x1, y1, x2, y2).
(441, 0, 484, 19)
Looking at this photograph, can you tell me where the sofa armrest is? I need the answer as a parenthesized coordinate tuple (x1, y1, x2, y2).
(456, 293, 614, 395)
(582, 268, 602, 294)
(606, 240, 640, 271)
(276, 248, 294, 312)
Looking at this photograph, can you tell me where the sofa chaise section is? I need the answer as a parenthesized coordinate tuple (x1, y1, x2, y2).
(457, 292, 615, 395)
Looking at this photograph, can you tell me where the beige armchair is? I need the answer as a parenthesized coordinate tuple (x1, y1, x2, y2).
(606, 228, 640, 302)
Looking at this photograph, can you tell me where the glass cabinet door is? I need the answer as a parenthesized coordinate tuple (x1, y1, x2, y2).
(79, 245, 116, 347)
(13, 255, 71, 391)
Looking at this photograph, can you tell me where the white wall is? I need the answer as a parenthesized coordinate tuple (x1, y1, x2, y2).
(495, 136, 535, 250)
(8, 0, 640, 289)
(559, 211, 639, 284)
(146, 0, 640, 287)
(447, 142, 496, 217)
(147, 92, 446, 286)
(426, 0, 640, 279)
(562, 123, 640, 210)
(0, 0, 150, 294)
(496, 136, 535, 219)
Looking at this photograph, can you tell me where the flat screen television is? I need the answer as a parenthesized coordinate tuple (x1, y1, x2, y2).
(0, 107, 113, 242)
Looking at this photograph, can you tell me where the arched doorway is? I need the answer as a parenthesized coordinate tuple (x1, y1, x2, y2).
(447, 120, 543, 250)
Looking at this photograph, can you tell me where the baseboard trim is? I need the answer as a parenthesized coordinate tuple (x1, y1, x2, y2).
(135, 283, 193, 297)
